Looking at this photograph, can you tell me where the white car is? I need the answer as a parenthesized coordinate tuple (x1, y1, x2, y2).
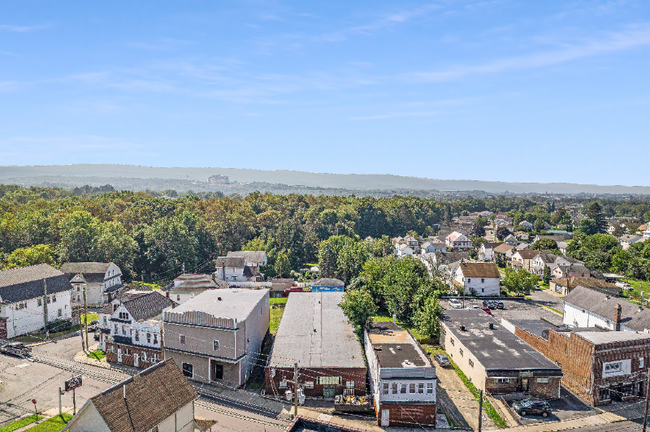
(449, 299, 462, 309)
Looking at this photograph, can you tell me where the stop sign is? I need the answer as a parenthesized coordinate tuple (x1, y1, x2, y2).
(31, 399, 36, 405)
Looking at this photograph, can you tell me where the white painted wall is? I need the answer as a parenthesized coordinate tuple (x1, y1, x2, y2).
(454, 268, 500, 296)
(0, 291, 72, 338)
(65, 402, 111, 432)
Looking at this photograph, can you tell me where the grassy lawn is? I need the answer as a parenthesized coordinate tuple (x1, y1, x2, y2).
(0, 415, 43, 432)
(87, 350, 106, 360)
(269, 297, 287, 306)
(372, 315, 394, 322)
(80, 313, 99, 325)
(14, 325, 81, 343)
(132, 281, 161, 290)
(270, 306, 285, 334)
(620, 278, 650, 304)
(422, 345, 508, 429)
(25, 414, 72, 432)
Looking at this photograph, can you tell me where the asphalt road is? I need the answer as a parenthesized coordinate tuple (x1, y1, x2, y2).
(0, 337, 288, 432)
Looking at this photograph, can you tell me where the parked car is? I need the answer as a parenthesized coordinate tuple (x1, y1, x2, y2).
(512, 399, 552, 417)
(481, 306, 492, 315)
(482, 300, 497, 309)
(449, 299, 462, 309)
(466, 305, 479, 310)
(496, 301, 504, 309)
(88, 320, 99, 331)
(94, 331, 100, 341)
(433, 354, 451, 368)
(534, 285, 542, 290)
(284, 287, 303, 293)
(0, 341, 31, 359)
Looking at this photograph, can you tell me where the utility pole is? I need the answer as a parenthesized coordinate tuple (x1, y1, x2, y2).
(160, 326, 165, 360)
(83, 283, 89, 350)
(293, 362, 299, 419)
(58, 388, 63, 416)
(73, 388, 76, 415)
(42, 279, 48, 337)
(643, 373, 650, 432)
(79, 307, 85, 352)
(477, 389, 484, 432)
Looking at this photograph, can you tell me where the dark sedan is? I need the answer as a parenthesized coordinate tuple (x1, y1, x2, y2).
(512, 399, 552, 417)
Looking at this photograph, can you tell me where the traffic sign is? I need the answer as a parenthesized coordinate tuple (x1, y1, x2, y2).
(65, 375, 82, 392)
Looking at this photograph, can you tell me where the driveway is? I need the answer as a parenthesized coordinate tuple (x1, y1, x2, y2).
(435, 363, 495, 431)
(528, 289, 564, 314)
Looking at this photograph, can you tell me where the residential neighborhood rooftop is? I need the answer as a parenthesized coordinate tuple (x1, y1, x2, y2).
(165, 288, 268, 322)
(458, 262, 500, 278)
(367, 322, 433, 370)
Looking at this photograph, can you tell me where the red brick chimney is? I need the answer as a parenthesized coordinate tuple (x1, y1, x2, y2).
(614, 304, 622, 331)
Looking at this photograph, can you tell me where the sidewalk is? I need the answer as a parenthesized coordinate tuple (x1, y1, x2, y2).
(506, 411, 626, 432)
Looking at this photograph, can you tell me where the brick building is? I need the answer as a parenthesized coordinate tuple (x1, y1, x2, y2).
(265, 292, 366, 399)
(364, 322, 436, 427)
(504, 319, 650, 406)
(440, 310, 562, 398)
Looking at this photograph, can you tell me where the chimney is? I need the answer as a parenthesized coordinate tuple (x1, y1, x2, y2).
(614, 304, 622, 331)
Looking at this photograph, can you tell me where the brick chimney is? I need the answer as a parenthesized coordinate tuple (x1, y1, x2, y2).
(614, 304, 622, 331)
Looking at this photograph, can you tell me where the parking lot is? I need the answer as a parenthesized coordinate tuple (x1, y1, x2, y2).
(440, 297, 563, 325)
(501, 387, 596, 425)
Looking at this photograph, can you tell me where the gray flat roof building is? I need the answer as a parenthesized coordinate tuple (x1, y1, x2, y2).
(268, 292, 365, 369)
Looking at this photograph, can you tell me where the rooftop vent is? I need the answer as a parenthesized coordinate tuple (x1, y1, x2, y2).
(489, 323, 494, 330)
(460, 325, 467, 331)
(396, 346, 402, 350)
(217, 297, 222, 301)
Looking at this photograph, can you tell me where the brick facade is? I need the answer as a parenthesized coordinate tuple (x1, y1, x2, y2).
(375, 402, 436, 427)
(265, 366, 367, 399)
(514, 327, 650, 405)
(105, 342, 162, 369)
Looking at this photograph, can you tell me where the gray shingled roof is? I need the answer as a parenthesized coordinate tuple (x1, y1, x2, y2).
(122, 292, 176, 322)
(0, 264, 72, 303)
(310, 278, 345, 287)
(226, 251, 267, 263)
(564, 286, 650, 332)
(215, 257, 245, 268)
(60, 262, 116, 283)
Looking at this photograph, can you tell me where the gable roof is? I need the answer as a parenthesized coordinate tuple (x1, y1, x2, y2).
(556, 264, 591, 274)
(60, 262, 118, 283)
(516, 249, 547, 260)
(122, 292, 176, 322)
(78, 359, 197, 432)
(447, 231, 469, 242)
(458, 262, 500, 279)
(553, 277, 617, 291)
(215, 257, 245, 268)
(564, 286, 650, 332)
(494, 243, 514, 254)
(311, 278, 345, 287)
(535, 253, 558, 264)
(0, 264, 72, 303)
(226, 251, 267, 263)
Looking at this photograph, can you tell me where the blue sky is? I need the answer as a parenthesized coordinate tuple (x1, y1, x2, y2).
(1, 1, 649, 186)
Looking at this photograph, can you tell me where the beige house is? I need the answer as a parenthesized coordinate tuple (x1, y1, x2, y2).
(60, 262, 123, 306)
(163, 289, 270, 388)
(63, 359, 198, 432)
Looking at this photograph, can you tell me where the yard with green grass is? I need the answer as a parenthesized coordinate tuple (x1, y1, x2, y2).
(87, 350, 106, 360)
(80, 313, 98, 325)
(0, 415, 43, 432)
(25, 414, 72, 432)
(270, 297, 287, 334)
(620, 278, 650, 304)
(14, 325, 81, 343)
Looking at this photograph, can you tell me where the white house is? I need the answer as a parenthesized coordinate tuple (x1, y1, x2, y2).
(421, 241, 446, 254)
(396, 243, 415, 257)
(364, 322, 437, 427)
(445, 232, 473, 252)
(163, 273, 225, 305)
(520, 221, 534, 230)
(63, 359, 199, 432)
(0, 264, 73, 339)
(563, 286, 650, 333)
(214, 256, 253, 282)
(99, 290, 174, 369)
(453, 262, 501, 296)
(60, 262, 123, 306)
(226, 251, 267, 281)
(479, 242, 501, 262)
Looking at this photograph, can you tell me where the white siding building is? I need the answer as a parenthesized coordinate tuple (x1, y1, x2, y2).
(60, 262, 123, 306)
(0, 264, 73, 339)
(453, 262, 501, 296)
(364, 322, 437, 427)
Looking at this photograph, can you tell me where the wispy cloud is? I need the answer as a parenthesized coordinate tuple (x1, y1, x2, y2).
(0, 24, 47, 32)
(406, 24, 650, 82)
(349, 110, 454, 121)
(126, 38, 196, 51)
(317, 3, 442, 42)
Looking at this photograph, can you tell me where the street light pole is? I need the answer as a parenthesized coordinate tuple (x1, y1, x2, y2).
(642, 376, 650, 432)
(478, 389, 484, 432)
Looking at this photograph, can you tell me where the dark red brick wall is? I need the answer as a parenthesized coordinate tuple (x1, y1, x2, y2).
(264, 366, 367, 398)
(105, 342, 162, 370)
(375, 402, 436, 427)
(514, 326, 650, 405)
